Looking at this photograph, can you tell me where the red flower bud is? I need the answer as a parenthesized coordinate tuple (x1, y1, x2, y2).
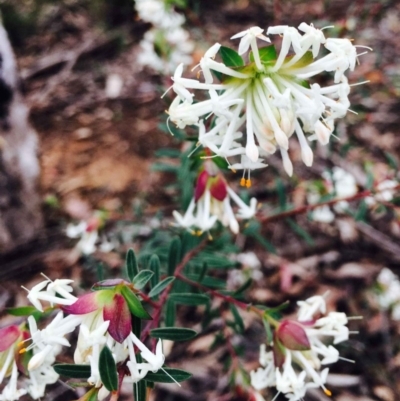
(209, 176, 228, 201)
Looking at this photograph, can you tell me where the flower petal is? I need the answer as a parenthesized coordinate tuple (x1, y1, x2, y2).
(0, 325, 20, 352)
(103, 294, 131, 343)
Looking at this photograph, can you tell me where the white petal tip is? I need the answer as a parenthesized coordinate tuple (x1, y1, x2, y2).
(246, 143, 259, 162)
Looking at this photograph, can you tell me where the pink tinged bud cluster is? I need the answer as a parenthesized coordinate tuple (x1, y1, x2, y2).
(0, 324, 59, 401)
(19, 277, 165, 398)
(173, 168, 257, 234)
(250, 295, 351, 401)
(167, 23, 369, 177)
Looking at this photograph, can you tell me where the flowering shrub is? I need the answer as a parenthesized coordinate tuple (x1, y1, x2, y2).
(5, 11, 399, 401)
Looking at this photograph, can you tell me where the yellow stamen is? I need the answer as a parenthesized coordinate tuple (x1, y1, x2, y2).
(245, 179, 251, 188)
(324, 388, 332, 397)
(240, 178, 246, 187)
(19, 348, 27, 354)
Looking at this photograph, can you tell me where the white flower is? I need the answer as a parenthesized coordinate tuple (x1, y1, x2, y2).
(376, 268, 400, 320)
(67, 220, 100, 255)
(0, 363, 27, 401)
(168, 24, 368, 177)
(22, 278, 77, 312)
(251, 294, 351, 400)
(297, 294, 327, 321)
(134, 0, 194, 73)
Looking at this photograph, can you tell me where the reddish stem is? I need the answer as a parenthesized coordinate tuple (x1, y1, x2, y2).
(259, 184, 400, 224)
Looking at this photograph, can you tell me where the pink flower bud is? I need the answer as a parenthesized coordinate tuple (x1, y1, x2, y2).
(276, 320, 311, 351)
(272, 332, 286, 368)
(195, 170, 209, 201)
(0, 325, 20, 352)
(103, 293, 131, 343)
(62, 290, 114, 315)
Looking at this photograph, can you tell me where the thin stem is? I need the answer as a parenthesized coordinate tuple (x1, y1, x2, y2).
(141, 238, 208, 342)
(259, 184, 400, 224)
(176, 272, 263, 317)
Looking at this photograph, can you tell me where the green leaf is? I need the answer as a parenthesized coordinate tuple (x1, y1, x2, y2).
(286, 218, 314, 245)
(6, 306, 39, 317)
(144, 368, 192, 383)
(233, 278, 252, 296)
(150, 327, 198, 341)
(229, 304, 245, 334)
(385, 151, 398, 170)
(284, 51, 313, 69)
(249, 45, 277, 64)
(168, 237, 182, 276)
(53, 364, 91, 379)
(197, 262, 208, 283)
(134, 379, 147, 401)
(120, 286, 152, 320)
(165, 299, 176, 327)
(132, 270, 154, 290)
(355, 199, 368, 222)
(126, 249, 139, 282)
(148, 277, 175, 298)
(263, 318, 273, 344)
(99, 346, 118, 392)
(169, 293, 210, 306)
(219, 46, 244, 67)
(148, 255, 160, 289)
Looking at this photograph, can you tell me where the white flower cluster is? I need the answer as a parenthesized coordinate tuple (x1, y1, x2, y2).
(168, 24, 369, 178)
(14, 279, 165, 401)
(173, 166, 258, 234)
(67, 220, 114, 255)
(135, 0, 194, 73)
(250, 295, 350, 401)
(376, 267, 400, 320)
(308, 167, 358, 223)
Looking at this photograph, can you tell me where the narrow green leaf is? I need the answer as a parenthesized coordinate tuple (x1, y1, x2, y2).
(6, 306, 39, 317)
(219, 46, 244, 67)
(286, 218, 314, 245)
(385, 151, 398, 170)
(120, 286, 152, 320)
(148, 277, 175, 298)
(165, 299, 176, 327)
(355, 199, 368, 222)
(263, 318, 273, 344)
(148, 255, 160, 288)
(168, 237, 182, 276)
(144, 368, 192, 383)
(229, 304, 245, 334)
(126, 249, 139, 282)
(150, 327, 198, 341)
(134, 379, 147, 401)
(169, 293, 210, 306)
(132, 270, 154, 290)
(233, 278, 252, 296)
(197, 262, 208, 283)
(99, 346, 118, 392)
(53, 364, 91, 379)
